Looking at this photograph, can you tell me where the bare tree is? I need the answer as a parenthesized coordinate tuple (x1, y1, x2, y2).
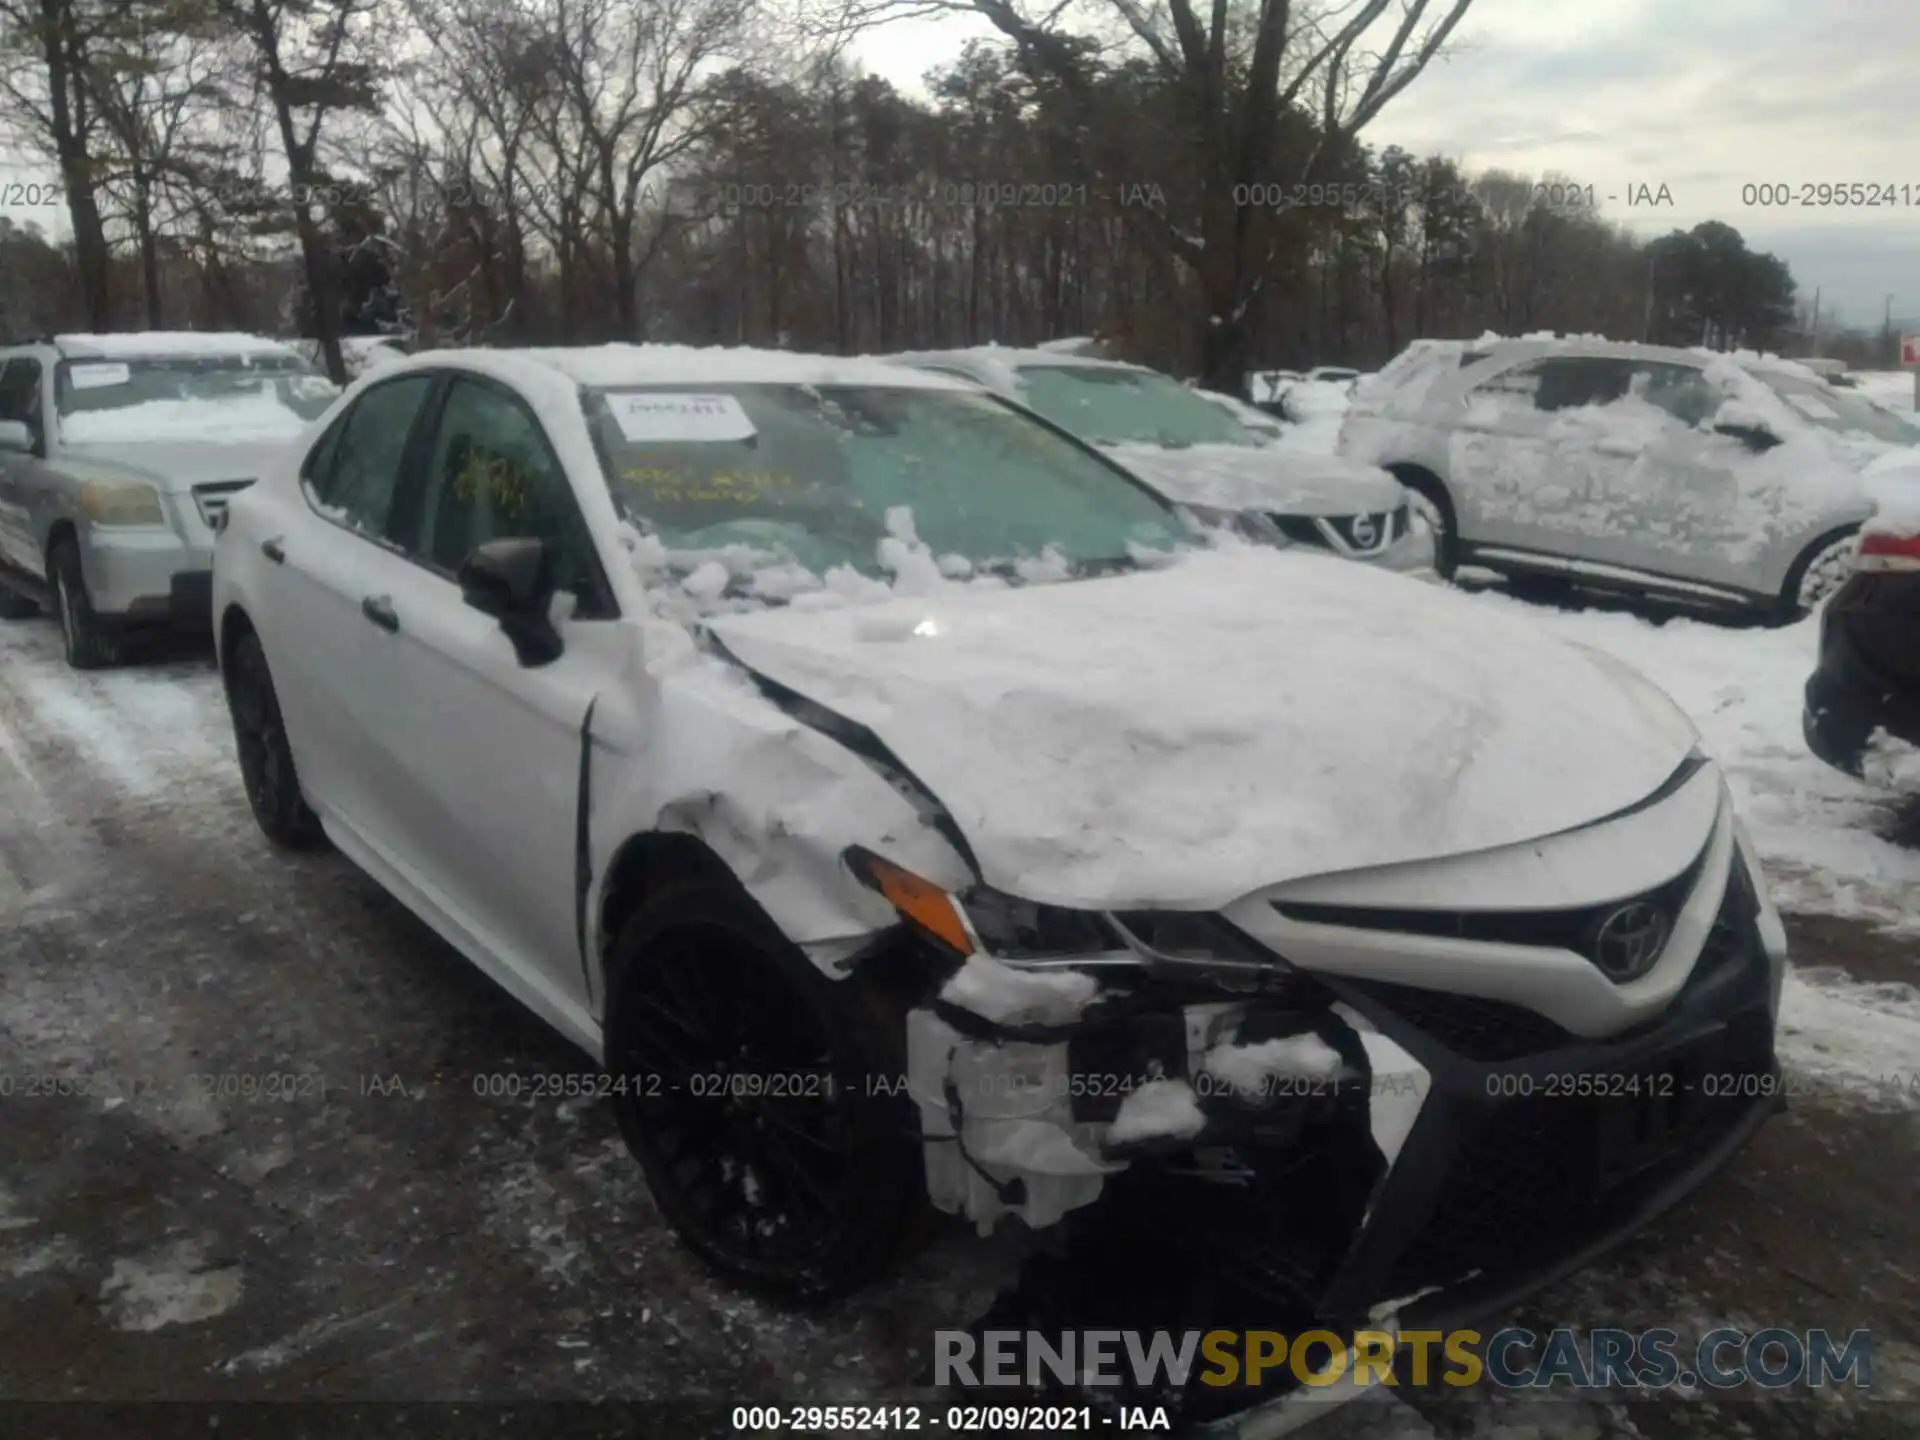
(213, 0, 387, 380)
(0, 0, 116, 326)
(819, 0, 1475, 388)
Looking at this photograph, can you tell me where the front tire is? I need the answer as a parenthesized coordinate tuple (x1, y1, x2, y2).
(49, 540, 115, 669)
(605, 881, 923, 1303)
(224, 629, 325, 849)
(1393, 471, 1458, 580)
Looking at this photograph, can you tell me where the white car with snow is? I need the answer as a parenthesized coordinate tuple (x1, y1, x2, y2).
(888, 346, 1433, 572)
(211, 343, 1787, 1422)
(0, 333, 339, 666)
(1337, 336, 1904, 618)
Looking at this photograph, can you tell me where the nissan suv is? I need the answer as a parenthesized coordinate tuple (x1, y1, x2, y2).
(1337, 336, 1905, 618)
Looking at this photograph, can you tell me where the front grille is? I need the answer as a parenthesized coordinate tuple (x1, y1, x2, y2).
(192, 479, 254, 529)
(1342, 980, 1575, 1061)
(1266, 506, 1405, 555)
(1382, 1008, 1774, 1295)
(1270, 515, 1332, 549)
(1275, 836, 1712, 984)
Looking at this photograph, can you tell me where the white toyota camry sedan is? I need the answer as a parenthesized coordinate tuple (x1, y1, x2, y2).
(212, 344, 1786, 1420)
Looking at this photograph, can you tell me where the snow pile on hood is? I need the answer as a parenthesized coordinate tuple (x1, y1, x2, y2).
(707, 545, 1697, 909)
(616, 506, 1171, 624)
(61, 388, 316, 444)
(1201, 1033, 1349, 1097)
(1102, 439, 1401, 515)
(938, 954, 1100, 1027)
(1106, 1079, 1206, 1145)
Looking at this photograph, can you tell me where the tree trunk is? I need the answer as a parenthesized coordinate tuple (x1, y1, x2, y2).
(39, 0, 110, 329)
(135, 181, 162, 328)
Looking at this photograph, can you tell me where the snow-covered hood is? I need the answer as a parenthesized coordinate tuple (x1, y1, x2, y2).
(1101, 441, 1404, 516)
(59, 438, 299, 494)
(704, 548, 1697, 910)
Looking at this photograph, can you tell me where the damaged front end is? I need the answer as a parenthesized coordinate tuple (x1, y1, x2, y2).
(847, 845, 1783, 1428)
(847, 845, 1428, 1298)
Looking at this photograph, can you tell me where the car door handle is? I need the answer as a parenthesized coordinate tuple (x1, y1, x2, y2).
(1595, 440, 1643, 457)
(361, 595, 399, 632)
(261, 538, 285, 563)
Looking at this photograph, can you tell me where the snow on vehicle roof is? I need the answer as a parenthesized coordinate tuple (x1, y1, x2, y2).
(415, 343, 975, 392)
(891, 344, 1150, 374)
(56, 331, 300, 360)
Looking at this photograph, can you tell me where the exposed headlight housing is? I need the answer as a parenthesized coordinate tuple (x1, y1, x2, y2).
(844, 846, 1124, 959)
(80, 480, 166, 528)
(843, 848, 1286, 982)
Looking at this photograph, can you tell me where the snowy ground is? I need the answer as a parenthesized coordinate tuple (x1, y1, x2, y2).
(0, 373, 1915, 1436)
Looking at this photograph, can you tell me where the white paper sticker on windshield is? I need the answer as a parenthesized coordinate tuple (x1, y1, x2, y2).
(607, 392, 757, 443)
(1783, 392, 1838, 422)
(68, 362, 131, 390)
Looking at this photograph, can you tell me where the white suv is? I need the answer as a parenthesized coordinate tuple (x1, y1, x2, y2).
(1337, 336, 1901, 617)
(213, 344, 1784, 1424)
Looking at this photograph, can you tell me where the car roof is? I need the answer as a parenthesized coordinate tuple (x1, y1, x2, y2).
(887, 345, 1154, 376)
(394, 343, 975, 392)
(54, 331, 302, 361)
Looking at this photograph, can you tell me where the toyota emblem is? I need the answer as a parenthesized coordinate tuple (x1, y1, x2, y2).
(1592, 902, 1671, 981)
(1348, 514, 1379, 548)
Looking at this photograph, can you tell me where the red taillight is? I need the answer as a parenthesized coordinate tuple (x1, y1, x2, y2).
(1857, 531, 1920, 571)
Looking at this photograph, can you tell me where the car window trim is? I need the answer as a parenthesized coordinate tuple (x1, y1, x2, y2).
(296, 369, 444, 564)
(390, 369, 622, 621)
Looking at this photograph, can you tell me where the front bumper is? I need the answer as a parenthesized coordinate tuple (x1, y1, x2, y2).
(914, 794, 1783, 1427)
(82, 527, 212, 629)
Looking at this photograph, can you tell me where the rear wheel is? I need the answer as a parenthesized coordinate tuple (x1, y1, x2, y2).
(224, 629, 325, 849)
(605, 881, 923, 1303)
(50, 539, 115, 669)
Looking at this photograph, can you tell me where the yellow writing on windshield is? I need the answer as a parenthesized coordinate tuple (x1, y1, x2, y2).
(453, 448, 536, 517)
(623, 465, 800, 504)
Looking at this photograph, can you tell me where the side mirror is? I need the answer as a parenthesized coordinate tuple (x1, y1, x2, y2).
(458, 536, 563, 667)
(0, 419, 33, 454)
(1712, 421, 1781, 452)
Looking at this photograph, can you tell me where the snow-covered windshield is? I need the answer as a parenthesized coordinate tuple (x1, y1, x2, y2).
(1750, 370, 1920, 446)
(55, 354, 338, 443)
(1014, 364, 1260, 448)
(582, 382, 1186, 579)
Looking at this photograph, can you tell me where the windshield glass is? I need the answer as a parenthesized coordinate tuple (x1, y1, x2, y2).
(1014, 364, 1261, 448)
(1752, 370, 1920, 446)
(55, 355, 339, 443)
(582, 383, 1186, 579)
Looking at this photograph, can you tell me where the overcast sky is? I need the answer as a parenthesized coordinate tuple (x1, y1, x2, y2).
(4, 0, 1914, 330)
(852, 0, 1920, 329)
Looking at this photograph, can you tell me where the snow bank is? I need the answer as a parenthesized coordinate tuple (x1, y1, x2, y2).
(1106, 1079, 1206, 1145)
(937, 954, 1099, 1027)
